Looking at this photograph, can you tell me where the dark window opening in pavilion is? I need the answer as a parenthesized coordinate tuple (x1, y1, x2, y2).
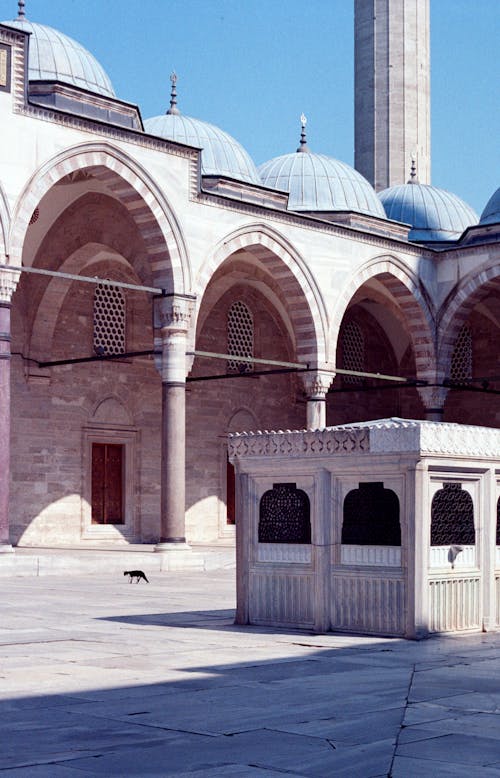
(342, 481, 401, 545)
(431, 483, 475, 546)
(259, 483, 311, 543)
(496, 496, 500, 545)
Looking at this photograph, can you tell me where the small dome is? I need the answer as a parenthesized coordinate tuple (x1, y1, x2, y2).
(379, 168, 478, 241)
(258, 117, 385, 218)
(144, 75, 260, 185)
(480, 187, 500, 225)
(3, 17, 115, 97)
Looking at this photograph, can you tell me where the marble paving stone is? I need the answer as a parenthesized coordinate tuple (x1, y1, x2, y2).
(391, 755, 500, 777)
(65, 728, 395, 777)
(0, 570, 499, 776)
(0, 709, 180, 770)
(397, 733, 500, 766)
(399, 712, 500, 741)
(274, 706, 404, 745)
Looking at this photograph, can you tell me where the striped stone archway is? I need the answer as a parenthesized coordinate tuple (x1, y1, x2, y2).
(329, 255, 436, 383)
(195, 224, 328, 365)
(9, 141, 190, 292)
(0, 179, 10, 262)
(437, 263, 500, 382)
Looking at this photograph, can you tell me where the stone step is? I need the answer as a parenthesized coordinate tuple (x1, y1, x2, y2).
(0, 544, 236, 577)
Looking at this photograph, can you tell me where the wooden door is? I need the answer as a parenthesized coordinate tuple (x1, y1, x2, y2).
(91, 443, 124, 524)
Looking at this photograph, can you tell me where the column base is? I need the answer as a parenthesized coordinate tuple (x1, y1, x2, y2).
(154, 540, 191, 553)
(0, 543, 14, 553)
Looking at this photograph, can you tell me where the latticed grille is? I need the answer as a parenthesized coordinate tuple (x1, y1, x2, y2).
(342, 320, 364, 383)
(227, 301, 253, 373)
(450, 324, 472, 383)
(431, 483, 475, 545)
(93, 283, 125, 356)
(259, 483, 311, 543)
(342, 482, 401, 545)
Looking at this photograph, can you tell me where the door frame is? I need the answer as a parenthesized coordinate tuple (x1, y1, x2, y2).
(82, 425, 138, 541)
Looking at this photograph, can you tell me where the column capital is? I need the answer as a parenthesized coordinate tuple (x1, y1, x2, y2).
(417, 385, 449, 420)
(154, 293, 195, 334)
(302, 370, 335, 400)
(0, 267, 20, 304)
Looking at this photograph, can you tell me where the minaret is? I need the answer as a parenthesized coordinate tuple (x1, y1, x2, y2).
(354, 0, 430, 191)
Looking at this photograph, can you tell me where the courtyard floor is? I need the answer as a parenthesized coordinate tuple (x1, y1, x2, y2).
(1, 566, 500, 776)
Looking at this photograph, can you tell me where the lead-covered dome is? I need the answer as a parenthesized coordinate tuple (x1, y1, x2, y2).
(258, 116, 386, 218)
(144, 75, 260, 185)
(3, 13, 115, 97)
(379, 166, 478, 241)
(480, 187, 500, 225)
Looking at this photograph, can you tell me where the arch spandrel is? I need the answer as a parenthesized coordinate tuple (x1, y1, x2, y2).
(329, 255, 436, 383)
(194, 224, 329, 365)
(8, 141, 190, 294)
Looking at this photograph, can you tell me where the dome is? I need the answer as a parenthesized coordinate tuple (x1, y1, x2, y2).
(480, 187, 500, 225)
(258, 118, 385, 218)
(379, 168, 478, 241)
(3, 16, 115, 97)
(144, 75, 260, 185)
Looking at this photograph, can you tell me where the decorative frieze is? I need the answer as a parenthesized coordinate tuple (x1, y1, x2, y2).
(228, 426, 369, 459)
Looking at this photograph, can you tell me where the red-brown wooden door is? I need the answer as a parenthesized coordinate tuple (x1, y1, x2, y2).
(91, 443, 124, 524)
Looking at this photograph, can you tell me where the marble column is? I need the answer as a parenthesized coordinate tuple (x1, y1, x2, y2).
(302, 371, 335, 430)
(0, 268, 19, 553)
(154, 294, 194, 552)
(418, 385, 449, 422)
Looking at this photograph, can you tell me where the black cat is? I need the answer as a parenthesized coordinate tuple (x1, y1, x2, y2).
(124, 570, 149, 583)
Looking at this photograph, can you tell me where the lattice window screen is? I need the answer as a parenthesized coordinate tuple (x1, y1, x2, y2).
(259, 483, 311, 544)
(342, 321, 364, 383)
(431, 483, 475, 545)
(93, 283, 126, 356)
(227, 301, 253, 373)
(450, 324, 472, 383)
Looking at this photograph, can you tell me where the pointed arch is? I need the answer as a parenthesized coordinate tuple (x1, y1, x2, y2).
(8, 141, 190, 292)
(437, 261, 500, 382)
(195, 224, 329, 364)
(329, 255, 436, 383)
(29, 243, 136, 364)
(0, 179, 10, 261)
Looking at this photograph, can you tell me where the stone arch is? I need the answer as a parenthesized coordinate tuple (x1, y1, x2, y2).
(437, 262, 500, 383)
(194, 224, 328, 364)
(329, 255, 436, 383)
(91, 396, 133, 426)
(0, 179, 10, 260)
(28, 243, 141, 364)
(227, 406, 259, 433)
(9, 141, 190, 292)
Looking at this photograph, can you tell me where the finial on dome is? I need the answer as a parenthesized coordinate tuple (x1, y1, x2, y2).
(17, 0, 26, 18)
(408, 156, 419, 184)
(166, 72, 180, 116)
(297, 113, 310, 153)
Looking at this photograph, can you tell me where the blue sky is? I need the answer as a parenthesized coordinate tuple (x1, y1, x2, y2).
(1, 0, 498, 215)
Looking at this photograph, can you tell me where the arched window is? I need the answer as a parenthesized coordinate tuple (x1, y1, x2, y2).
(342, 321, 364, 383)
(259, 483, 311, 544)
(93, 283, 125, 356)
(450, 324, 472, 383)
(227, 301, 253, 373)
(342, 482, 401, 545)
(431, 484, 475, 545)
